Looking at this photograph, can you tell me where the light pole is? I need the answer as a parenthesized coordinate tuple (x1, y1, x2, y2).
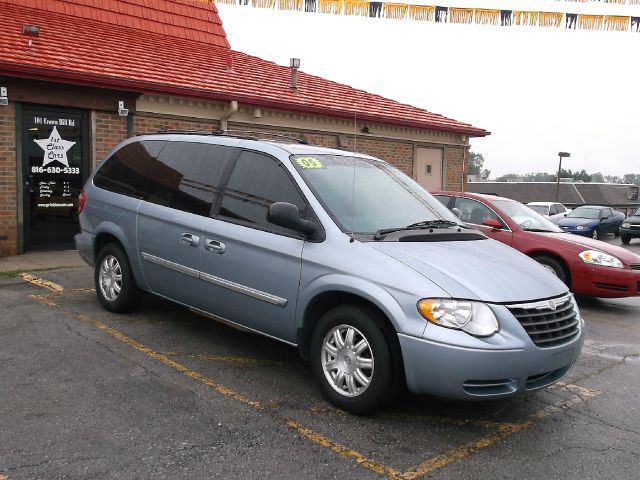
(555, 152, 571, 201)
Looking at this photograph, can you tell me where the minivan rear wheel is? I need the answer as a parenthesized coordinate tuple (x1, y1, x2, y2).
(310, 305, 398, 414)
(95, 243, 141, 313)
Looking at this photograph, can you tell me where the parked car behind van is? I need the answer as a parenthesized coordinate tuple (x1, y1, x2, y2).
(526, 201, 571, 223)
(76, 133, 584, 413)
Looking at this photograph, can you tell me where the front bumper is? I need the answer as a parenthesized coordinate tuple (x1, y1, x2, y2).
(571, 262, 640, 297)
(399, 313, 584, 399)
(559, 227, 593, 237)
(620, 226, 640, 239)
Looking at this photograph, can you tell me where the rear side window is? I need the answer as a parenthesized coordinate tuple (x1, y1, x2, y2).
(454, 197, 502, 226)
(219, 151, 307, 231)
(93, 141, 163, 198)
(145, 141, 237, 217)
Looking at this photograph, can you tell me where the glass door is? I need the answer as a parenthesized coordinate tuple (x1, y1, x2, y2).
(22, 106, 89, 251)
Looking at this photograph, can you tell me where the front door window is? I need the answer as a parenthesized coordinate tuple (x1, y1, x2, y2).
(22, 107, 88, 250)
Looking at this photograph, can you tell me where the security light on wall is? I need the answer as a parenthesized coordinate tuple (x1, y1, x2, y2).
(117, 100, 129, 117)
(0, 87, 7, 106)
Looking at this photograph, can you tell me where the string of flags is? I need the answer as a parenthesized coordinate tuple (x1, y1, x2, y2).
(215, 0, 640, 32)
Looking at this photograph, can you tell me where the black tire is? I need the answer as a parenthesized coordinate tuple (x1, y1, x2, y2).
(532, 255, 568, 285)
(614, 229, 620, 237)
(592, 228, 600, 240)
(95, 243, 142, 313)
(621, 235, 631, 245)
(310, 305, 400, 414)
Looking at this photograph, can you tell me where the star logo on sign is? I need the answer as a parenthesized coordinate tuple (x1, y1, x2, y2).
(34, 126, 76, 167)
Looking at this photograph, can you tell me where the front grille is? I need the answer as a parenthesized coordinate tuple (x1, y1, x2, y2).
(637, 280, 640, 293)
(507, 295, 580, 348)
(630, 264, 640, 271)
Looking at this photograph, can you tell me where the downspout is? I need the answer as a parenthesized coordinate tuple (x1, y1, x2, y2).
(219, 101, 238, 131)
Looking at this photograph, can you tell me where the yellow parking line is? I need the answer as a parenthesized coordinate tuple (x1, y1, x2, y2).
(161, 351, 292, 367)
(29, 293, 600, 480)
(19, 273, 64, 293)
(398, 420, 532, 480)
(286, 419, 400, 477)
(29, 294, 262, 410)
(28, 293, 392, 476)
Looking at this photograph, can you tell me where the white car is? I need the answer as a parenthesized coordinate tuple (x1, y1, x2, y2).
(526, 202, 572, 223)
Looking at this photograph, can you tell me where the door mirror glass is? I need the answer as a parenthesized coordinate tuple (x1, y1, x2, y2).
(451, 207, 462, 219)
(482, 218, 502, 229)
(268, 202, 318, 236)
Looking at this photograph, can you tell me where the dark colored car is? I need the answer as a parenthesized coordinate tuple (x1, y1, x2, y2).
(556, 205, 625, 240)
(433, 191, 640, 298)
(620, 208, 640, 245)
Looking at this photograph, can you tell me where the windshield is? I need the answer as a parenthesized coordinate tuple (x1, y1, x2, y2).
(291, 154, 461, 234)
(492, 199, 562, 232)
(635, 208, 640, 216)
(567, 207, 600, 219)
(527, 205, 549, 215)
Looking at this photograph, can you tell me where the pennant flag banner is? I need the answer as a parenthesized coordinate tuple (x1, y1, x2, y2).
(539, 11, 563, 27)
(317, 0, 342, 14)
(605, 15, 630, 30)
(408, 4, 435, 21)
(218, 0, 640, 33)
(253, 0, 276, 7)
(449, 7, 474, 24)
(578, 14, 604, 29)
(383, 2, 409, 19)
(344, 0, 369, 16)
(475, 8, 499, 25)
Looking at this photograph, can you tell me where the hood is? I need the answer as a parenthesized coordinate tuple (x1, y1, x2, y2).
(558, 217, 596, 227)
(623, 215, 640, 224)
(539, 232, 640, 265)
(368, 238, 567, 303)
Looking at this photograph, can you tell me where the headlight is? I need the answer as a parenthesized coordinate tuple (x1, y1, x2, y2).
(417, 299, 499, 337)
(622, 222, 630, 228)
(576, 225, 585, 230)
(579, 250, 623, 268)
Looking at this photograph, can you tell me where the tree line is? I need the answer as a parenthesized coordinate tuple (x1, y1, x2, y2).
(468, 152, 640, 185)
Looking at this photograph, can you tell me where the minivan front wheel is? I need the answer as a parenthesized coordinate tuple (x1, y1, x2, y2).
(95, 243, 141, 313)
(310, 305, 398, 414)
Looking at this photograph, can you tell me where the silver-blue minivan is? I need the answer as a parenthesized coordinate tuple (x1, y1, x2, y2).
(75, 133, 584, 413)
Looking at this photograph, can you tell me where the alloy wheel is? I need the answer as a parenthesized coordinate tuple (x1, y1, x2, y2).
(321, 324, 374, 397)
(99, 255, 122, 302)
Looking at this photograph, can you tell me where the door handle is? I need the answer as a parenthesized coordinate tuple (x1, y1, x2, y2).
(180, 233, 200, 247)
(204, 239, 225, 254)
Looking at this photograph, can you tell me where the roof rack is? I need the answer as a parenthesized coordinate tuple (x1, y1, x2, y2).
(148, 128, 308, 144)
(216, 129, 308, 145)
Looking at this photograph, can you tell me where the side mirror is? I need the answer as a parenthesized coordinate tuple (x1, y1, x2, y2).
(600, 217, 608, 222)
(267, 202, 318, 236)
(451, 207, 462, 219)
(482, 218, 502, 230)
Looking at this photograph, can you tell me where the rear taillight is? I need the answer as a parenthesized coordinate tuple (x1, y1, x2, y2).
(78, 190, 86, 215)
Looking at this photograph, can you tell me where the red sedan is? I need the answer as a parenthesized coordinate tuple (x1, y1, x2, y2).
(433, 191, 640, 298)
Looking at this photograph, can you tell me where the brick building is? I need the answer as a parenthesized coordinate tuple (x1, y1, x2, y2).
(0, 0, 488, 256)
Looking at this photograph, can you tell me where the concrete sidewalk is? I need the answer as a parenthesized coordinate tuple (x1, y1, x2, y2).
(0, 250, 86, 274)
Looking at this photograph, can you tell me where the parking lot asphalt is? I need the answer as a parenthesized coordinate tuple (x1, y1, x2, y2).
(1, 235, 639, 480)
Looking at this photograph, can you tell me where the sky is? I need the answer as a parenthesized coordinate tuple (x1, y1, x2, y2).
(217, 3, 640, 179)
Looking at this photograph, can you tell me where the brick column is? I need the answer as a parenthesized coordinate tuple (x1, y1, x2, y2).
(0, 101, 17, 256)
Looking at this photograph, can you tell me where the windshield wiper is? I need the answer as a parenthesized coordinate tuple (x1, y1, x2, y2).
(373, 220, 460, 240)
(523, 228, 556, 233)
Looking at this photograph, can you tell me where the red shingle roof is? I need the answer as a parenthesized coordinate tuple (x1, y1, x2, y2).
(5, 0, 229, 47)
(0, 1, 489, 137)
